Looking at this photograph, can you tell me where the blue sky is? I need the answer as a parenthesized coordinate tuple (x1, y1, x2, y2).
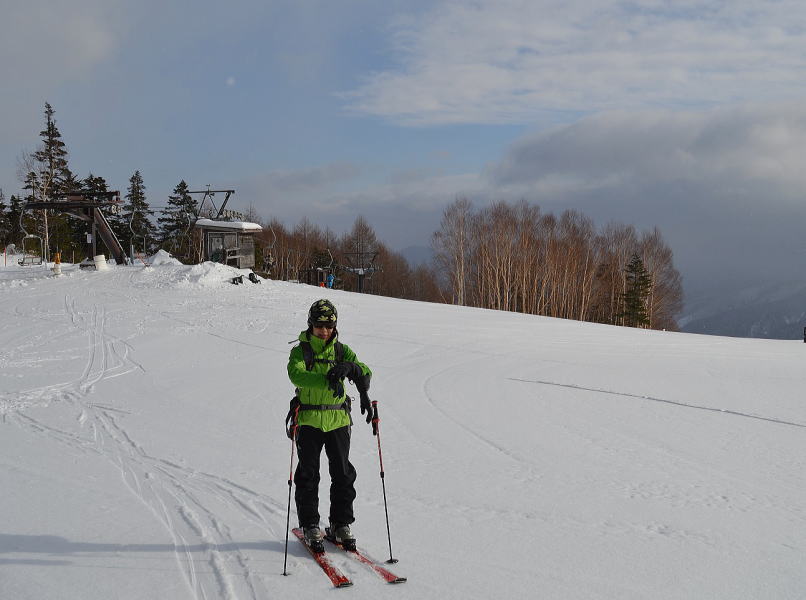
(4, 0, 806, 304)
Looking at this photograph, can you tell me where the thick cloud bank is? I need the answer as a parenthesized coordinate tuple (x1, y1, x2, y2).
(488, 104, 806, 294)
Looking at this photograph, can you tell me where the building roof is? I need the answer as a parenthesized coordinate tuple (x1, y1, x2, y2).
(194, 219, 263, 232)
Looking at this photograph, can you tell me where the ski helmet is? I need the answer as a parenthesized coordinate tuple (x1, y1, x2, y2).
(308, 299, 337, 328)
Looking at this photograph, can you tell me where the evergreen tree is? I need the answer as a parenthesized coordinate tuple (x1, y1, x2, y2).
(123, 170, 154, 256)
(22, 171, 38, 202)
(0, 189, 9, 248)
(19, 103, 73, 261)
(83, 173, 108, 193)
(30, 102, 70, 200)
(620, 253, 653, 328)
(7, 195, 25, 248)
(61, 167, 82, 194)
(157, 180, 197, 259)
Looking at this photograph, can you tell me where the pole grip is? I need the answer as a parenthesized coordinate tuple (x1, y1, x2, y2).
(371, 400, 379, 436)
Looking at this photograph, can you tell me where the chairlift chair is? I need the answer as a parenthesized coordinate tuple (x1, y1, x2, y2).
(18, 209, 44, 266)
(19, 234, 44, 266)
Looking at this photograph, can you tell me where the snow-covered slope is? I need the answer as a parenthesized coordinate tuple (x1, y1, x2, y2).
(1, 258, 805, 600)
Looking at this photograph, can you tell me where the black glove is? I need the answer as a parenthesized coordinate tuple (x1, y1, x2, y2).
(353, 373, 372, 424)
(326, 362, 363, 397)
(359, 390, 372, 424)
(327, 361, 363, 382)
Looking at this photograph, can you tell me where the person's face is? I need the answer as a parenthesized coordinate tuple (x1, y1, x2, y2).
(312, 323, 335, 340)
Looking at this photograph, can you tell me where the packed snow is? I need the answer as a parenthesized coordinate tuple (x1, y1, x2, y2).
(1, 255, 805, 599)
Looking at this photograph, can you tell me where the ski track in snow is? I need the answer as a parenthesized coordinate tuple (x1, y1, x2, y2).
(3, 292, 286, 600)
(508, 377, 806, 430)
(421, 356, 536, 467)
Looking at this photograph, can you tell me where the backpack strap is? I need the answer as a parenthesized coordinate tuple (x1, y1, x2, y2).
(301, 341, 314, 370)
(300, 340, 345, 371)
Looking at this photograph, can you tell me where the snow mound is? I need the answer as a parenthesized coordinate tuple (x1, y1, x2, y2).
(148, 250, 183, 267)
(136, 256, 250, 289)
(181, 261, 247, 288)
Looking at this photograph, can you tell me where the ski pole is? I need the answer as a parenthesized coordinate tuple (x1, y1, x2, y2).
(282, 406, 300, 576)
(371, 400, 398, 564)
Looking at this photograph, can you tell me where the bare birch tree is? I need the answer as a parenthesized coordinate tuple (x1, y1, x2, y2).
(638, 227, 684, 330)
(432, 197, 473, 305)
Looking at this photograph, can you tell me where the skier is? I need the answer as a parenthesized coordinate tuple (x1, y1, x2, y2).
(287, 299, 372, 552)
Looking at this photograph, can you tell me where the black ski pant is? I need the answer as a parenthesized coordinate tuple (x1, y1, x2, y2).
(294, 425, 357, 527)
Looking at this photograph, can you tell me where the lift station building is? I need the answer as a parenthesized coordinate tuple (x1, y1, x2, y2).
(193, 218, 262, 270)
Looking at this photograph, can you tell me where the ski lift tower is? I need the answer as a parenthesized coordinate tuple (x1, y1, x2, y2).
(342, 248, 381, 293)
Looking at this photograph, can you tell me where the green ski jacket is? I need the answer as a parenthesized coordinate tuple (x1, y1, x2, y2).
(287, 330, 371, 433)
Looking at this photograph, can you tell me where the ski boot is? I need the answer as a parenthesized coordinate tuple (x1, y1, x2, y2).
(326, 522, 356, 551)
(302, 525, 325, 553)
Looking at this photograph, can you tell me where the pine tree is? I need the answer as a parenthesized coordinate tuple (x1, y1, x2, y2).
(19, 103, 72, 261)
(31, 103, 70, 199)
(83, 173, 108, 194)
(0, 189, 10, 248)
(157, 180, 197, 259)
(7, 195, 25, 248)
(620, 253, 653, 328)
(123, 170, 154, 256)
(61, 167, 81, 194)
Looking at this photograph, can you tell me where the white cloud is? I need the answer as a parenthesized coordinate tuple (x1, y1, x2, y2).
(491, 103, 806, 196)
(244, 160, 481, 216)
(346, 0, 806, 125)
(0, 0, 127, 152)
(0, 1, 122, 92)
(253, 162, 363, 194)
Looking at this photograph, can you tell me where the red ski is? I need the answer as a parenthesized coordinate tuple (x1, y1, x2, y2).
(326, 534, 407, 584)
(292, 528, 353, 588)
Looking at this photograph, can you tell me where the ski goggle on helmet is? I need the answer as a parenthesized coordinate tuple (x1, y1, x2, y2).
(308, 299, 337, 329)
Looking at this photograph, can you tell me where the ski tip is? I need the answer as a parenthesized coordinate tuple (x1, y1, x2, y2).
(390, 577, 407, 584)
(336, 581, 354, 588)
